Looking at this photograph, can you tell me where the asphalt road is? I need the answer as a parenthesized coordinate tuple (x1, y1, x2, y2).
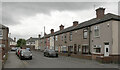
(4, 51, 119, 68)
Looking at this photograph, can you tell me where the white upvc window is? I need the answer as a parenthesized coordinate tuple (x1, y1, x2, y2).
(61, 34, 63, 41)
(94, 25, 100, 37)
(69, 32, 72, 41)
(0, 29, 3, 39)
(83, 29, 88, 39)
(55, 36, 58, 41)
(93, 45, 101, 53)
(64, 34, 67, 41)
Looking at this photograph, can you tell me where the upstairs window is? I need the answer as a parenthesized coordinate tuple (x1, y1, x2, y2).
(55, 36, 58, 41)
(69, 32, 72, 41)
(64, 34, 67, 41)
(83, 29, 87, 39)
(94, 25, 100, 37)
(61, 34, 63, 41)
(0, 29, 3, 36)
(48, 38, 50, 42)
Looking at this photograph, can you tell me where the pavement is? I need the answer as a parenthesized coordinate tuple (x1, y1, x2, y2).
(4, 51, 119, 68)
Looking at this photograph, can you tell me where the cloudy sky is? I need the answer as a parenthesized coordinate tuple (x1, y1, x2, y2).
(1, 0, 119, 40)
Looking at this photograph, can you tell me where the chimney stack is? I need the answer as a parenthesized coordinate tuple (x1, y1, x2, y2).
(51, 29, 54, 34)
(59, 24, 64, 31)
(96, 7, 105, 18)
(38, 34, 41, 38)
(73, 21, 78, 26)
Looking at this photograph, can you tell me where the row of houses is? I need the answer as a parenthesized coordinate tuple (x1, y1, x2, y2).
(26, 7, 120, 63)
(0, 24, 9, 67)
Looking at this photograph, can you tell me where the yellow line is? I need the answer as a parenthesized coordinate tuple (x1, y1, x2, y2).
(23, 61, 28, 65)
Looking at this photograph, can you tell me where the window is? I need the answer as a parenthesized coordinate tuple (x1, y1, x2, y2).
(94, 45, 101, 53)
(94, 25, 100, 37)
(48, 38, 50, 42)
(96, 48, 101, 53)
(0, 29, 3, 39)
(41, 40, 42, 43)
(83, 29, 87, 39)
(64, 34, 67, 41)
(62, 46, 67, 52)
(55, 36, 58, 41)
(0, 29, 3, 36)
(55, 46, 58, 51)
(61, 34, 63, 41)
(69, 32, 72, 41)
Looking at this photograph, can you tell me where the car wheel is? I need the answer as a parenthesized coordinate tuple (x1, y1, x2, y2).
(56, 54, 58, 57)
(44, 53, 46, 56)
(30, 57, 32, 60)
(47, 53, 50, 57)
(44, 54, 45, 56)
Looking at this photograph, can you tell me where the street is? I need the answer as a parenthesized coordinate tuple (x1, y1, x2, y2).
(4, 51, 118, 68)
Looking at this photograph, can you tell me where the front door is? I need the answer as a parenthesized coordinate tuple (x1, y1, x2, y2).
(74, 44, 77, 54)
(104, 43, 109, 56)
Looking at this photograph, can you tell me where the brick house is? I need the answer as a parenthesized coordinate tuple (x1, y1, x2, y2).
(39, 7, 120, 63)
(0, 24, 9, 65)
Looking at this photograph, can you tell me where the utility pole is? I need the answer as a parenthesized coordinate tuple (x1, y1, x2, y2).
(44, 26, 45, 49)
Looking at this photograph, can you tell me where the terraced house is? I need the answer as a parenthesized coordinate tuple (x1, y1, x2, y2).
(39, 7, 120, 62)
(0, 24, 9, 65)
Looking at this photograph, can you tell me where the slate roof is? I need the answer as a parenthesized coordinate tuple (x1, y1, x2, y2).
(53, 13, 120, 36)
(9, 37, 14, 42)
(26, 38, 39, 42)
(40, 34, 51, 39)
(0, 24, 8, 29)
(40, 13, 120, 39)
(74, 13, 120, 30)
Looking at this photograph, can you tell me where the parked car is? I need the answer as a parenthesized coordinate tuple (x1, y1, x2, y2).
(16, 47, 21, 56)
(19, 49, 32, 60)
(11, 47, 17, 51)
(26, 48, 30, 51)
(44, 49, 58, 57)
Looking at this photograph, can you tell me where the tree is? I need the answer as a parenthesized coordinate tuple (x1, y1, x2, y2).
(16, 39, 26, 47)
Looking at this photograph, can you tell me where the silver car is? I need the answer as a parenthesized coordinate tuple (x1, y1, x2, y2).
(44, 49, 58, 57)
(19, 49, 32, 60)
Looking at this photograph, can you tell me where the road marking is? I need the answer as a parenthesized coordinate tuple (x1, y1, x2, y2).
(22, 61, 28, 65)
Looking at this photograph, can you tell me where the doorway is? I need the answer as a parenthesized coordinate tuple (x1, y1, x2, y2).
(104, 42, 109, 56)
(74, 44, 77, 54)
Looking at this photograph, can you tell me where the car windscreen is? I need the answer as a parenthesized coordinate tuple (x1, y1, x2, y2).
(22, 50, 31, 53)
(48, 49, 55, 52)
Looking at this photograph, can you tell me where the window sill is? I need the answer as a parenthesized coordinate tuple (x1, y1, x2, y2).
(92, 52, 101, 54)
(94, 36, 100, 38)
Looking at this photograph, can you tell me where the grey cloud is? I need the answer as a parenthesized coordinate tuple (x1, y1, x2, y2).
(2, 2, 106, 25)
(118, 1, 120, 15)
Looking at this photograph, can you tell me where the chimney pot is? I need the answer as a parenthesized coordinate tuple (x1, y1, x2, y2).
(51, 29, 54, 34)
(59, 24, 64, 30)
(38, 34, 41, 38)
(73, 21, 78, 26)
(96, 7, 105, 18)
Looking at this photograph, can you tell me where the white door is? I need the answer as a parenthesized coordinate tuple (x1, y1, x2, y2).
(104, 43, 109, 56)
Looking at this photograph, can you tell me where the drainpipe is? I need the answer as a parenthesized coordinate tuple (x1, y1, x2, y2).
(88, 27, 91, 55)
(54, 36, 55, 50)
